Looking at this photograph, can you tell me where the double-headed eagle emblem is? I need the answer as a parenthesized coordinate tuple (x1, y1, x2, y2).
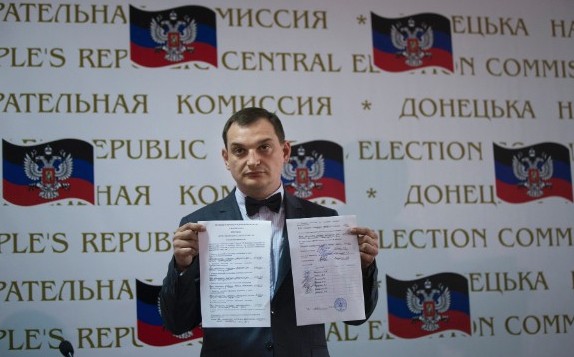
(512, 148, 553, 198)
(282, 146, 324, 198)
(24, 145, 73, 200)
(406, 279, 451, 332)
(151, 10, 197, 62)
(391, 18, 434, 67)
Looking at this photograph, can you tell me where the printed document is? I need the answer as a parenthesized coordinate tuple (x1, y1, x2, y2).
(198, 220, 271, 327)
(286, 215, 365, 325)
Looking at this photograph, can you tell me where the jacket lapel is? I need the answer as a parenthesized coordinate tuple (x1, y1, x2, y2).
(216, 189, 243, 220)
(274, 193, 303, 296)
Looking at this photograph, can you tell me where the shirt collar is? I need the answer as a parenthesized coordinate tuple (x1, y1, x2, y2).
(235, 186, 284, 216)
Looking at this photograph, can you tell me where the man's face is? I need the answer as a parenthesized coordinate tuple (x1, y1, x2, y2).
(222, 118, 291, 200)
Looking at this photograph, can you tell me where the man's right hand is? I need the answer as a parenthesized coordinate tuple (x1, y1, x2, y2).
(173, 223, 205, 272)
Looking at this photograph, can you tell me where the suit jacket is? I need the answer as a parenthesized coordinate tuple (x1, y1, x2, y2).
(160, 190, 378, 357)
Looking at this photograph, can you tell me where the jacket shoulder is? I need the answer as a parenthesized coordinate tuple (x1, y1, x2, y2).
(179, 195, 236, 225)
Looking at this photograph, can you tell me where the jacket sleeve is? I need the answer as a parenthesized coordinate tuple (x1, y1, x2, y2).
(345, 260, 379, 326)
(159, 196, 240, 334)
(159, 255, 202, 335)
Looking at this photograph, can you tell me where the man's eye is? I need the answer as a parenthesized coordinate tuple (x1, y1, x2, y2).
(233, 148, 245, 155)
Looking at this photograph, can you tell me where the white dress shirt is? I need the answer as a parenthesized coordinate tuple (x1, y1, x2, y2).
(235, 186, 285, 298)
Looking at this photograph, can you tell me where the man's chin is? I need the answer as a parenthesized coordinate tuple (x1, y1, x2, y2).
(240, 181, 274, 197)
(240, 181, 264, 191)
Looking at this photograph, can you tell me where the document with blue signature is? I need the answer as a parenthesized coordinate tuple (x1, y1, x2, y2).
(286, 215, 366, 326)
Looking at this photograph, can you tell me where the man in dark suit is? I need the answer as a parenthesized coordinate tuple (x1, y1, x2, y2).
(160, 107, 379, 356)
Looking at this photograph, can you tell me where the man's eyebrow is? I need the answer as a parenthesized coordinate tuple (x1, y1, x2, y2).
(229, 138, 274, 147)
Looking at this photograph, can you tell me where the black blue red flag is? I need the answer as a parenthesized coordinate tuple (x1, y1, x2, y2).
(493, 143, 573, 203)
(386, 273, 471, 338)
(282, 140, 346, 203)
(135, 279, 203, 346)
(371, 12, 454, 72)
(130, 5, 217, 68)
(2, 139, 94, 206)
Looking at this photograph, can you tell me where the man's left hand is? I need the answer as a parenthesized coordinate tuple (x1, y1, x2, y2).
(349, 227, 379, 271)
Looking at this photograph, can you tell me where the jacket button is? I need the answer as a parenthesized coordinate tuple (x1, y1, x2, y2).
(271, 309, 275, 315)
(265, 341, 273, 350)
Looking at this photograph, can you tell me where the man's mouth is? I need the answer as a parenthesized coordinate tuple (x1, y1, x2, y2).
(245, 171, 265, 177)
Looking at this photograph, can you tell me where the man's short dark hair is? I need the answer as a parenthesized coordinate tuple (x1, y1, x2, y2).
(222, 107, 286, 147)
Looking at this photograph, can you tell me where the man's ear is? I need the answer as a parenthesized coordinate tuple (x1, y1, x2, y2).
(282, 141, 291, 163)
(222, 148, 230, 169)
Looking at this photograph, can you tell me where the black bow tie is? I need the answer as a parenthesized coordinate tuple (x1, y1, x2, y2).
(245, 193, 282, 216)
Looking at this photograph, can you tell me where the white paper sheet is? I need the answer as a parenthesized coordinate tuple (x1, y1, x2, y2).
(198, 220, 271, 327)
(286, 215, 366, 326)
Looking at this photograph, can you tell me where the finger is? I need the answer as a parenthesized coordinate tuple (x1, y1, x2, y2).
(173, 235, 200, 267)
(350, 227, 376, 239)
(176, 222, 206, 233)
(359, 241, 378, 257)
(174, 223, 206, 244)
(356, 231, 379, 267)
(353, 228, 378, 247)
(359, 235, 379, 250)
(175, 246, 195, 256)
(174, 229, 198, 242)
(175, 235, 198, 250)
(173, 226, 205, 271)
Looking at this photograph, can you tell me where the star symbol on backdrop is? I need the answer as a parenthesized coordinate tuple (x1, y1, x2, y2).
(361, 100, 372, 110)
(367, 188, 377, 198)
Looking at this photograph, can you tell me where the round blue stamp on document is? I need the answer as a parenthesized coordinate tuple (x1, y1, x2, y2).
(334, 297, 347, 312)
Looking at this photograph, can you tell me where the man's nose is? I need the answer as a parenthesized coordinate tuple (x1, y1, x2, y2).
(247, 150, 261, 166)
